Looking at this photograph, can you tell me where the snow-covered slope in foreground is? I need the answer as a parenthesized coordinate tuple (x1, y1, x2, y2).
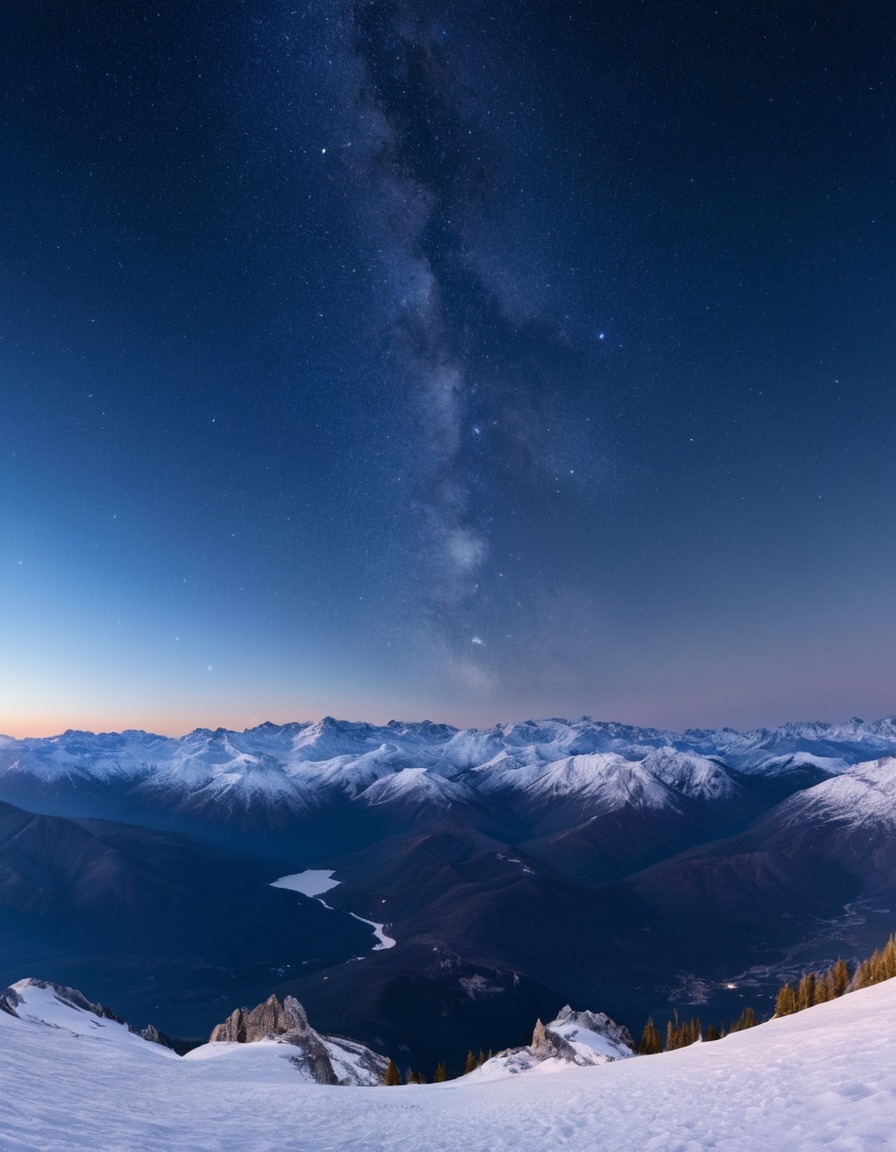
(3, 978, 896, 1151)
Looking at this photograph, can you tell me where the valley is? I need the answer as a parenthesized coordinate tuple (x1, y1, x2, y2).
(1, 716, 894, 1067)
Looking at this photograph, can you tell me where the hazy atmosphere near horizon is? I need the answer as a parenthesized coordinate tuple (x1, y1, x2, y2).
(2, 1, 894, 738)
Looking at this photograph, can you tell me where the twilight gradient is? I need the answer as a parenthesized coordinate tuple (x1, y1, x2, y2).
(2, 1, 895, 737)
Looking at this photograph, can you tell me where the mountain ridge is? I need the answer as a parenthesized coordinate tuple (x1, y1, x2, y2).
(2, 715, 895, 1070)
(4, 714, 895, 827)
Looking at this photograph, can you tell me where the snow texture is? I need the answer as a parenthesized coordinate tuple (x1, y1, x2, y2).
(2, 973, 896, 1150)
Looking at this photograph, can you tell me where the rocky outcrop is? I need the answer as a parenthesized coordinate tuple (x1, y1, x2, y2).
(530, 1017, 580, 1062)
(211, 993, 312, 1043)
(0, 986, 22, 1017)
(207, 992, 392, 1084)
(136, 1024, 176, 1050)
(474, 1004, 635, 1077)
(209, 994, 339, 1085)
(5, 976, 387, 1085)
(529, 1008, 633, 1064)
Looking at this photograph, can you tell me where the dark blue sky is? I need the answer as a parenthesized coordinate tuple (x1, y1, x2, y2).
(2, 1, 895, 737)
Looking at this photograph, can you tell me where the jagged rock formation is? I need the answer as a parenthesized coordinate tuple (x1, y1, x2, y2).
(477, 1004, 635, 1076)
(530, 1006, 634, 1064)
(136, 1024, 176, 1050)
(3, 976, 388, 1087)
(0, 986, 21, 1017)
(209, 993, 387, 1085)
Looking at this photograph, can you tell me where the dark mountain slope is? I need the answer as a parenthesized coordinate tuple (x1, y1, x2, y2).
(0, 799, 373, 1036)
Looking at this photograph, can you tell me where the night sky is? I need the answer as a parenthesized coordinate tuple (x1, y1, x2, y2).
(2, 2, 895, 738)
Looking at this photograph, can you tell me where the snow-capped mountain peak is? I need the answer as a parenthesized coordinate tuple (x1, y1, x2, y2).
(1, 714, 894, 835)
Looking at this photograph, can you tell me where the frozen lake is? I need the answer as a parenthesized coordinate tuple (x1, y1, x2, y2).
(269, 870, 341, 897)
(271, 870, 396, 950)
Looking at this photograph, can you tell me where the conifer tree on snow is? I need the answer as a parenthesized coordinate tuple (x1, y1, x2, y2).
(855, 934, 896, 988)
(664, 1012, 702, 1051)
(384, 1059, 401, 1086)
(729, 1006, 758, 1032)
(796, 972, 816, 1011)
(638, 1018, 662, 1055)
(775, 983, 797, 1017)
(832, 957, 850, 997)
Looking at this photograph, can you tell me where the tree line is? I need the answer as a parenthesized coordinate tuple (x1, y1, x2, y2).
(637, 930, 896, 1056)
(774, 932, 896, 1018)
(383, 932, 896, 1080)
(637, 1005, 759, 1055)
(383, 1047, 495, 1085)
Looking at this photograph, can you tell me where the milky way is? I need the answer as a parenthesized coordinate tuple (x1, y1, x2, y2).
(310, 3, 616, 699)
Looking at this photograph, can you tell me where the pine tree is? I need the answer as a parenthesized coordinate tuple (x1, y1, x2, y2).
(665, 1014, 701, 1050)
(796, 972, 816, 1011)
(665, 1011, 681, 1051)
(832, 958, 850, 997)
(729, 1006, 758, 1032)
(433, 1061, 447, 1083)
(775, 983, 797, 1017)
(880, 936, 896, 981)
(705, 1024, 721, 1043)
(856, 934, 896, 987)
(638, 1017, 662, 1055)
(464, 1050, 478, 1075)
(384, 1059, 401, 1086)
(856, 953, 873, 987)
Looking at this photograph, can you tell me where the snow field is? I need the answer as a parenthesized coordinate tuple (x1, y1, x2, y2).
(2, 976, 896, 1151)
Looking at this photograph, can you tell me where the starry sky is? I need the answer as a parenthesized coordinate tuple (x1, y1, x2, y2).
(2, 1, 895, 738)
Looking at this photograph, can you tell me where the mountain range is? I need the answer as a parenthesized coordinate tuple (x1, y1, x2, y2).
(1, 715, 895, 1067)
